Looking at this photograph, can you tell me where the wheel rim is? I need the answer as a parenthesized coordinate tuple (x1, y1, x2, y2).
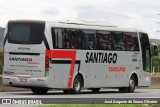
(129, 79, 135, 90)
(74, 78, 80, 91)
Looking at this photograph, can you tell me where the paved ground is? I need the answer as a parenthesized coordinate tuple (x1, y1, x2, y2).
(0, 89, 160, 107)
(0, 89, 160, 98)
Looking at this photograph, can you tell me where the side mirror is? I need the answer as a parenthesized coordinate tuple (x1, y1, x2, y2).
(151, 44, 159, 56)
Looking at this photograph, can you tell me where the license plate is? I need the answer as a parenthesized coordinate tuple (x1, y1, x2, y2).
(19, 78, 28, 82)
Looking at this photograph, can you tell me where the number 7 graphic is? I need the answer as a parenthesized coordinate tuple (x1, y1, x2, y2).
(46, 50, 76, 88)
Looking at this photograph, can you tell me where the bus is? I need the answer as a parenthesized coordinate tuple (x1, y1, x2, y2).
(2, 20, 152, 94)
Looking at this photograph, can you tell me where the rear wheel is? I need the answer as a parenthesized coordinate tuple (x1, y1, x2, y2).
(119, 76, 136, 93)
(31, 87, 48, 94)
(71, 75, 82, 94)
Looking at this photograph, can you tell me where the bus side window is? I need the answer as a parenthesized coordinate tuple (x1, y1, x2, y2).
(62, 29, 72, 49)
(62, 29, 69, 48)
(130, 32, 139, 51)
(124, 32, 132, 51)
(62, 29, 78, 49)
(113, 32, 125, 51)
(106, 35, 109, 49)
(124, 32, 139, 51)
(83, 30, 96, 49)
(75, 30, 82, 49)
(51, 28, 58, 48)
(87, 35, 94, 49)
(68, 31, 73, 48)
(96, 31, 111, 50)
(97, 33, 102, 49)
(133, 34, 139, 51)
(111, 32, 115, 50)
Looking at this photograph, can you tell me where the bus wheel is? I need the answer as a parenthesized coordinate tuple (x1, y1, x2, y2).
(91, 88, 100, 93)
(119, 76, 136, 93)
(72, 75, 82, 94)
(128, 76, 136, 92)
(31, 87, 48, 94)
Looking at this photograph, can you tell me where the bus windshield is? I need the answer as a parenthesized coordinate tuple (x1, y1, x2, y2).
(8, 22, 45, 44)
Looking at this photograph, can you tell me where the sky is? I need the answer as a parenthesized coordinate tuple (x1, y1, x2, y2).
(0, 0, 160, 39)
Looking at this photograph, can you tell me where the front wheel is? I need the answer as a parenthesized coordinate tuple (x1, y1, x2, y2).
(119, 76, 136, 93)
(71, 75, 82, 94)
(31, 87, 48, 94)
(128, 76, 136, 92)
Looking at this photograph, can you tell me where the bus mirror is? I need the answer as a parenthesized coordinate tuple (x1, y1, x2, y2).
(152, 45, 159, 56)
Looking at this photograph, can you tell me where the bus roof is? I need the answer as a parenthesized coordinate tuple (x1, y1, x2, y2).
(7, 20, 148, 34)
(58, 20, 117, 27)
(46, 21, 147, 34)
(8, 20, 45, 24)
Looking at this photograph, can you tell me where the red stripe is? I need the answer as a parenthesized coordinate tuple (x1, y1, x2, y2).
(46, 50, 76, 88)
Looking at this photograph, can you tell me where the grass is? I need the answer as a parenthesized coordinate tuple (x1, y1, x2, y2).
(34, 104, 160, 107)
(152, 72, 160, 77)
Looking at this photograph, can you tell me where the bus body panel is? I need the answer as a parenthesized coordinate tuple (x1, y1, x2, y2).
(45, 49, 143, 88)
(3, 43, 46, 87)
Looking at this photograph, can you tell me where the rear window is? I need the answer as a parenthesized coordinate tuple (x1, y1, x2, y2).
(8, 22, 45, 44)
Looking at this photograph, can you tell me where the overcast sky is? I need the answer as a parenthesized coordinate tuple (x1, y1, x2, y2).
(0, 0, 160, 39)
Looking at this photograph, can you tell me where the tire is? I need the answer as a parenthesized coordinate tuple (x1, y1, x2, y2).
(31, 87, 48, 94)
(119, 76, 136, 93)
(128, 76, 136, 92)
(71, 75, 82, 94)
(91, 88, 100, 93)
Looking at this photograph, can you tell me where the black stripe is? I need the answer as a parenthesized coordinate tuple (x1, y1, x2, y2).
(3, 32, 8, 47)
(9, 52, 40, 56)
(43, 34, 50, 50)
(52, 60, 81, 71)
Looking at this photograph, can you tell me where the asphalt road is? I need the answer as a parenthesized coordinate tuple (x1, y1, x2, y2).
(0, 89, 160, 98)
(0, 89, 160, 106)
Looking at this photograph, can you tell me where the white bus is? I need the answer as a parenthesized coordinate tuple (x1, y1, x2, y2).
(3, 20, 152, 94)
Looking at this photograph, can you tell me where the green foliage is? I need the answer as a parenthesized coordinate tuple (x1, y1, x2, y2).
(151, 45, 160, 73)
(153, 72, 160, 77)
(152, 56, 160, 72)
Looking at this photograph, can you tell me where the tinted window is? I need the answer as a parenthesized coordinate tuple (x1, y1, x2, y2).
(59, 29, 97, 49)
(113, 32, 125, 50)
(96, 31, 112, 50)
(83, 30, 97, 49)
(8, 23, 45, 44)
(52, 28, 140, 51)
(139, 33, 151, 72)
(124, 32, 139, 51)
(62, 29, 83, 49)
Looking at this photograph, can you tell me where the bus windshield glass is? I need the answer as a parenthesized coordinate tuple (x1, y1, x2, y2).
(8, 22, 45, 44)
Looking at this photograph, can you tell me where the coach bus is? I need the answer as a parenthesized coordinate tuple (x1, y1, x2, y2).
(2, 20, 153, 94)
